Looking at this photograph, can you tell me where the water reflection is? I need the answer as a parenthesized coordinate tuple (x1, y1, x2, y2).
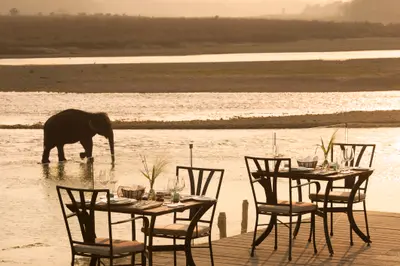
(40, 161, 116, 191)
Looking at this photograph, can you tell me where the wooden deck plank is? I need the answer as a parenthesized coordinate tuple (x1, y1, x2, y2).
(150, 211, 400, 265)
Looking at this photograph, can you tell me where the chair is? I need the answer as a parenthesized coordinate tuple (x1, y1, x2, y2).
(149, 166, 224, 266)
(308, 143, 376, 244)
(245, 156, 320, 261)
(56, 185, 149, 266)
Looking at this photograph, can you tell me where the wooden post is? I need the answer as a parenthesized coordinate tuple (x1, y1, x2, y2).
(241, 200, 249, 234)
(217, 212, 227, 239)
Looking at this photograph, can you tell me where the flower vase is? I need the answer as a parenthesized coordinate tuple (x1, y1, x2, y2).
(322, 153, 330, 170)
(148, 187, 156, 201)
(172, 191, 180, 203)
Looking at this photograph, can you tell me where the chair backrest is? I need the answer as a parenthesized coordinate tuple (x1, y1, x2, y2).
(175, 166, 224, 226)
(331, 143, 376, 168)
(245, 156, 294, 211)
(331, 143, 376, 190)
(56, 186, 113, 254)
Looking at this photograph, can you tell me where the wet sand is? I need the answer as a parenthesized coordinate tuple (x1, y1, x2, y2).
(2, 110, 400, 130)
(1, 58, 400, 93)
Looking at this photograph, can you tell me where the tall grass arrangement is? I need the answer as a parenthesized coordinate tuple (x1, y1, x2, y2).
(139, 154, 169, 199)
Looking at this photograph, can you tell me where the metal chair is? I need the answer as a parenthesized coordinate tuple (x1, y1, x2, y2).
(245, 156, 320, 261)
(56, 185, 149, 266)
(309, 143, 375, 244)
(149, 166, 224, 266)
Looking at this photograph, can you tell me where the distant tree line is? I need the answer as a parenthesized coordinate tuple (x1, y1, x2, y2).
(303, 0, 400, 23)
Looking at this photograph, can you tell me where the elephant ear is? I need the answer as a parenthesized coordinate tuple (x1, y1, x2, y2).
(89, 120, 98, 133)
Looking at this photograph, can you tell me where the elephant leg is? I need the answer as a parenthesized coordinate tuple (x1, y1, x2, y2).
(57, 145, 67, 162)
(42, 144, 54, 164)
(80, 138, 93, 161)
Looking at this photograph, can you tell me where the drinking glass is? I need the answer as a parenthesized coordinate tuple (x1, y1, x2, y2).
(174, 176, 186, 205)
(342, 147, 355, 173)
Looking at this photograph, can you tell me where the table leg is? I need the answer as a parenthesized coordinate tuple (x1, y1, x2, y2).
(254, 214, 277, 246)
(89, 257, 97, 266)
(293, 179, 303, 238)
(323, 181, 334, 255)
(148, 216, 156, 266)
(131, 214, 136, 265)
(347, 174, 372, 244)
(185, 203, 213, 266)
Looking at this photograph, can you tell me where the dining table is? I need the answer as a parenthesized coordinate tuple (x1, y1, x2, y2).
(86, 198, 216, 266)
(252, 168, 374, 255)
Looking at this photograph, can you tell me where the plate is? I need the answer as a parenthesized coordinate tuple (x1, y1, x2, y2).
(98, 197, 137, 205)
(191, 196, 215, 201)
(291, 167, 314, 172)
(351, 167, 371, 171)
(165, 202, 185, 208)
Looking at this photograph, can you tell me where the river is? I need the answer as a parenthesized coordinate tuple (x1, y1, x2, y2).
(1, 49, 400, 66)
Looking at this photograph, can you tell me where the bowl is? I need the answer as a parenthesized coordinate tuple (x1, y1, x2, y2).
(117, 185, 145, 200)
(297, 160, 318, 169)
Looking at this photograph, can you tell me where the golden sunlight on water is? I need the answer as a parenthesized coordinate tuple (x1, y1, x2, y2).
(1, 128, 400, 265)
(1, 91, 400, 125)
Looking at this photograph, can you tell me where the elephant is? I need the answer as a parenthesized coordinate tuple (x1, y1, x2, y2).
(41, 109, 115, 164)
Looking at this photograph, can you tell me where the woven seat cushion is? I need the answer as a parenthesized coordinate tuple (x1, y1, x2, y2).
(74, 238, 144, 256)
(258, 200, 317, 214)
(309, 191, 366, 202)
(150, 223, 210, 238)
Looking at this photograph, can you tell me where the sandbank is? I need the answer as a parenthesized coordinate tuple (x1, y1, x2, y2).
(2, 110, 399, 130)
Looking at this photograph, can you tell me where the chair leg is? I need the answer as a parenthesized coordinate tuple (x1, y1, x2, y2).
(330, 202, 334, 236)
(363, 200, 371, 246)
(110, 258, 113, 266)
(350, 224, 354, 246)
(312, 213, 317, 254)
(141, 251, 146, 266)
(209, 235, 215, 266)
(293, 215, 301, 239)
(131, 252, 136, 266)
(308, 201, 314, 242)
(251, 215, 259, 256)
(71, 254, 75, 266)
(274, 217, 278, 250)
(288, 216, 292, 261)
(173, 237, 177, 266)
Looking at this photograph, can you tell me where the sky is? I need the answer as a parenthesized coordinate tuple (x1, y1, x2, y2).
(0, 0, 353, 16)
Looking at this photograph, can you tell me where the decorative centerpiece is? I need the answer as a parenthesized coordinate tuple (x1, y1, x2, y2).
(139, 154, 169, 201)
(316, 129, 338, 169)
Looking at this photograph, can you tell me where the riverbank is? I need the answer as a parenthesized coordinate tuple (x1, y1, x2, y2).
(2, 110, 400, 129)
(2, 16, 400, 58)
(1, 58, 400, 93)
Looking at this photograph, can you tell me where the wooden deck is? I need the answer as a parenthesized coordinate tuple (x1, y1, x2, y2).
(152, 211, 400, 265)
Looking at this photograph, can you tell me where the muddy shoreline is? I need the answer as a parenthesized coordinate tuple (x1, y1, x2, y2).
(2, 110, 400, 129)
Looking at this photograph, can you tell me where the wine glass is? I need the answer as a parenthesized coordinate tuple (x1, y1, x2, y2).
(174, 176, 186, 205)
(342, 147, 355, 173)
(166, 177, 177, 203)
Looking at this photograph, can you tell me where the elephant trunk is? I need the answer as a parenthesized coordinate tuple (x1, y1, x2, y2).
(108, 130, 115, 163)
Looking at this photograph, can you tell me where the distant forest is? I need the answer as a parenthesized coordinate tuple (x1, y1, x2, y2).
(1, 0, 400, 24)
(302, 0, 400, 23)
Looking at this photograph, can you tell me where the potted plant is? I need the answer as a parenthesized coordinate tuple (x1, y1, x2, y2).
(316, 129, 338, 169)
(139, 154, 169, 200)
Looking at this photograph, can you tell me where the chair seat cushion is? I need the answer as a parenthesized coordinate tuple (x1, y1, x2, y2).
(258, 200, 317, 214)
(309, 191, 366, 202)
(74, 238, 144, 256)
(150, 223, 210, 238)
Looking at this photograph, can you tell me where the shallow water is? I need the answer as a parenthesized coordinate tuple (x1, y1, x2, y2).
(1, 127, 400, 265)
(1, 91, 400, 125)
(2, 50, 400, 66)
